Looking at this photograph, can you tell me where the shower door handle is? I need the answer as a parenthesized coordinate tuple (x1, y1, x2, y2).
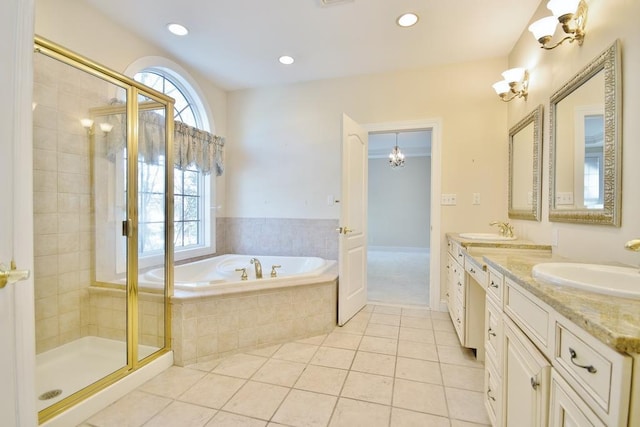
(0, 260, 30, 289)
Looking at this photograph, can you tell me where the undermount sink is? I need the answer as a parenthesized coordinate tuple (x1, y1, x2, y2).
(532, 262, 640, 299)
(459, 232, 517, 241)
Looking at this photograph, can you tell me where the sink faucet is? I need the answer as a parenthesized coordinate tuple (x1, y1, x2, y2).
(489, 221, 514, 238)
(625, 239, 640, 252)
(250, 258, 263, 279)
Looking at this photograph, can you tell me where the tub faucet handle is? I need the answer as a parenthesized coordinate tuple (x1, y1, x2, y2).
(625, 239, 640, 252)
(271, 265, 282, 278)
(235, 268, 248, 281)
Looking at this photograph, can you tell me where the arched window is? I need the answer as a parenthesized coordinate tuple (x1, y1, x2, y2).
(134, 67, 215, 258)
(135, 70, 200, 128)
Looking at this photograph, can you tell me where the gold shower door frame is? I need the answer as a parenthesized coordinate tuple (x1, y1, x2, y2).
(34, 36, 174, 424)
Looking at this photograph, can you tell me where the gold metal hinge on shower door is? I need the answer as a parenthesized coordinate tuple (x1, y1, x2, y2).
(122, 219, 131, 237)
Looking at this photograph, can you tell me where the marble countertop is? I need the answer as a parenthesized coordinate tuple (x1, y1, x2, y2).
(470, 246, 640, 354)
(447, 232, 552, 251)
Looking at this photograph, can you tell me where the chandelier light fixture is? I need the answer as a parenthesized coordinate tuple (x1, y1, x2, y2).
(492, 67, 529, 102)
(389, 132, 405, 168)
(528, 0, 588, 50)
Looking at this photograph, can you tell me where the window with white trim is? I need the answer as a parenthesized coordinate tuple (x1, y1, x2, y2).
(134, 69, 214, 260)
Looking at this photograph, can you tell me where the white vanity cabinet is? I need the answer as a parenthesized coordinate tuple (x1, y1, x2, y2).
(446, 239, 485, 359)
(483, 262, 634, 427)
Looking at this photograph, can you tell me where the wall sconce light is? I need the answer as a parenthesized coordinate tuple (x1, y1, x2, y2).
(80, 118, 94, 135)
(528, 0, 588, 50)
(99, 122, 113, 136)
(492, 68, 529, 102)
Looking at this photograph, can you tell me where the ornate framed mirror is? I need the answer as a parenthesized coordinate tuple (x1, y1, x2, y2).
(509, 104, 543, 221)
(549, 40, 621, 226)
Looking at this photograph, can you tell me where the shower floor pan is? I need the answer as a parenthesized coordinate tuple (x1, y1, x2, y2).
(36, 336, 158, 412)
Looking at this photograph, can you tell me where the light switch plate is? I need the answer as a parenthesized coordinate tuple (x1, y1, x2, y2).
(472, 193, 480, 205)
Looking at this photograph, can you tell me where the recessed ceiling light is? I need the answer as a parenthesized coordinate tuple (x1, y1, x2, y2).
(167, 23, 189, 36)
(396, 13, 419, 28)
(278, 55, 295, 65)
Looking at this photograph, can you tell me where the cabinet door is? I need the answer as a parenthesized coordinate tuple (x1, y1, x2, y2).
(503, 318, 551, 427)
(549, 369, 605, 427)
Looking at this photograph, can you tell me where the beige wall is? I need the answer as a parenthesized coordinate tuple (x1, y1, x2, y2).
(227, 59, 509, 299)
(507, 0, 640, 266)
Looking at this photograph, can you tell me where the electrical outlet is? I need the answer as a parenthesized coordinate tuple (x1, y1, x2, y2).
(441, 194, 457, 206)
(556, 192, 574, 205)
(472, 193, 481, 205)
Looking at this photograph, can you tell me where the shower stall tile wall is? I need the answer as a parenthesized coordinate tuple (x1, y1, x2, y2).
(33, 54, 99, 353)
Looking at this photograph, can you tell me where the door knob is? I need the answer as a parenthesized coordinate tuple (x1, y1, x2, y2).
(0, 261, 30, 289)
(336, 227, 354, 235)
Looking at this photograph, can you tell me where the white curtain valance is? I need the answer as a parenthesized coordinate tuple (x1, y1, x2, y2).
(106, 111, 225, 176)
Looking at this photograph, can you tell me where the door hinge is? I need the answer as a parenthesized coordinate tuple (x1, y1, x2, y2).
(122, 219, 130, 237)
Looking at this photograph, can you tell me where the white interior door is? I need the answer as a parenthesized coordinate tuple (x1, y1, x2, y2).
(0, 1, 37, 425)
(338, 114, 368, 325)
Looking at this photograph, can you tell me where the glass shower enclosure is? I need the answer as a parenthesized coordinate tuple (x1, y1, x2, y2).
(32, 36, 174, 423)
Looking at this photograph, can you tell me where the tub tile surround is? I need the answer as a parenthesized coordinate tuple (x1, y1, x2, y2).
(80, 304, 490, 427)
(171, 280, 338, 366)
(216, 217, 339, 260)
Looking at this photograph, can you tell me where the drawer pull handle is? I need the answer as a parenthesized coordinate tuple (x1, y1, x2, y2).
(569, 348, 597, 373)
(530, 376, 539, 390)
(470, 267, 476, 273)
(456, 318, 461, 324)
(489, 281, 499, 289)
(487, 387, 496, 401)
(488, 328, 496, 338)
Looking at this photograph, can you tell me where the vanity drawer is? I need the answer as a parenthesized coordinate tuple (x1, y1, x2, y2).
(486, 265, 504, 305)
(485, 296, 503, 368)
(554, 318, 632, 425)
(465, 256, 487, 288)
(448, 239, 464, 261)
(485, 360, 502, 427)
(504, 277, 553, 358)
(452, 301, 465, 342)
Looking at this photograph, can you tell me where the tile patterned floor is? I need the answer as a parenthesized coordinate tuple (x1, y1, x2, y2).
(80, 304, 490, 427)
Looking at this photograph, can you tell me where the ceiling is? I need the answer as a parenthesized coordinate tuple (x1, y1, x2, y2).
(85, 0, 541, 91)
(369, 131, 431, 158)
